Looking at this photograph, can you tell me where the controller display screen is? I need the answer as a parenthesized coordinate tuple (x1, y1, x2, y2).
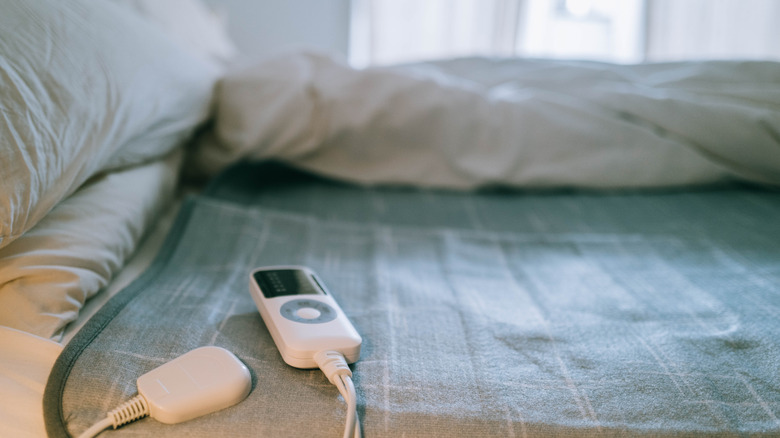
(254, 269, 325, 298)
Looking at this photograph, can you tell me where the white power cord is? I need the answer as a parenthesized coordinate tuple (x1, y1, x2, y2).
(314, 350, 362, 438)
(77, 395, 149, 438)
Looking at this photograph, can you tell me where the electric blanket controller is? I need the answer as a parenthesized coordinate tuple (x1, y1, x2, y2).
(249, 266, 362, 368)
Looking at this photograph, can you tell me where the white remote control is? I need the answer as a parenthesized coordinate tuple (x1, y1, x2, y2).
(249, 266, 362, 369)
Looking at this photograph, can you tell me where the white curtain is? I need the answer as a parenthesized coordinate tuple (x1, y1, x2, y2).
(645, 0, 780, 61)
(350, 0, 780, 66)
(350, 0, 522, 66)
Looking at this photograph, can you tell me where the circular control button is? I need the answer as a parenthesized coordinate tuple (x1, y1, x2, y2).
(280, 299, 337, 324)
(296, 307, 321, 320)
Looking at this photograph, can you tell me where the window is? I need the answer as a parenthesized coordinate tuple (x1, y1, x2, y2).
(350, 0, 780, 67)
(350, 0, 645, 66)
(520, 0, 645, 63)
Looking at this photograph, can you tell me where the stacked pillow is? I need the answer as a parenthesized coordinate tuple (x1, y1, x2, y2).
(0, 0, 231, 339)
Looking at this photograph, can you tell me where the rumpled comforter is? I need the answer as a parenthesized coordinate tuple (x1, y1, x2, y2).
(190, 52, 780, 189)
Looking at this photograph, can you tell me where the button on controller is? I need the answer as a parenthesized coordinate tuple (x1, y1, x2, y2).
(296, 307, 321, 319)
(280, 299, 337, 324)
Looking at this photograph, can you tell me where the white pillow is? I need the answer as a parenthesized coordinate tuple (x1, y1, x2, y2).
(0, 151, 182, 340)
(0, 0, 218, 250)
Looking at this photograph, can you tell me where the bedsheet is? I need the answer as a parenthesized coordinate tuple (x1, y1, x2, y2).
(45, 162, 780, 437)
(0, 327, 62, 438)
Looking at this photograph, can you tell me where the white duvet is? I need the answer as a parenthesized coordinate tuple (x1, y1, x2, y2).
(191, 52, 780, 189)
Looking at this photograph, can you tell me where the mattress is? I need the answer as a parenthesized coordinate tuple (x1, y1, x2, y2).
(44, 162, 780, 437)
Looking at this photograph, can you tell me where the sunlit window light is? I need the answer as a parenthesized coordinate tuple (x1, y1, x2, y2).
(350, 0, 646, 67)
(565, 0, 593, 17)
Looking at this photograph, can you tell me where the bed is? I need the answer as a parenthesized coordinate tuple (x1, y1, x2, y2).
(1, 1, 779, 437)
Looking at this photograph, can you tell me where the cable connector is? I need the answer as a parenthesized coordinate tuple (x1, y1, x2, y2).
(76, 395, 149, 438)
(314, 350, 360, 438)
(108, 395, 149, 428)
(314, 350, 353, 385)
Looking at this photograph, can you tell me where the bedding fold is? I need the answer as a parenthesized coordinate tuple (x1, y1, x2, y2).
(189, 52, 780, 189)
(0, 151, 182, 340)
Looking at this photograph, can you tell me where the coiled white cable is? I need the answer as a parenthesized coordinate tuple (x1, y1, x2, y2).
(314, 350, 361, 438)
(77, 395, 149, 438)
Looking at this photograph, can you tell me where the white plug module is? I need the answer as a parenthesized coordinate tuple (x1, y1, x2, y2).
(137, 346, 252, 424)
(77, 346, 251, 438)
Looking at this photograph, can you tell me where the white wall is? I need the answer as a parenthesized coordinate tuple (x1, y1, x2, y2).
(203, 0, 351, 61)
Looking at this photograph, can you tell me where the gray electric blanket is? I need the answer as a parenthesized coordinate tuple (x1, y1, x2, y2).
(45, 162, 780, 437)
